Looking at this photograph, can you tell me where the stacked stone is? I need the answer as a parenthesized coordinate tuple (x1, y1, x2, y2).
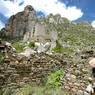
(0, 53, 65, 88)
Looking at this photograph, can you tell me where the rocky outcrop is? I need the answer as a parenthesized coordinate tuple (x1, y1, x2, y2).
(5, 5, 37, 39)
(4, 5, 58, 46)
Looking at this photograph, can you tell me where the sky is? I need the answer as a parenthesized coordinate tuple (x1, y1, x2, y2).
(0, 0, 95, 29)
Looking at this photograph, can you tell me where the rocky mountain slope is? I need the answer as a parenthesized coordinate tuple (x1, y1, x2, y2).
(1, 5, 95, 51)
(0, 5, 95, 95)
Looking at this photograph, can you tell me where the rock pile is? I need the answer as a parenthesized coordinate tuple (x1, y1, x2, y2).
(0, 52, 65, 88)
(5, 5, 36, 39)
(61, 50, 95, 95)
(0, 41, 95, 95)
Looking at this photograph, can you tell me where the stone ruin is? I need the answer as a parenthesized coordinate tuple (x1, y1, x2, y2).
(0, 41, 66, 89)
(0, 40, 95, 94)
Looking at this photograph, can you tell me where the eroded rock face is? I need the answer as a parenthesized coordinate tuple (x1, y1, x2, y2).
(4, 5, 58, 46)
(5, 5, 36, 39)
(0, 53, 65, 88)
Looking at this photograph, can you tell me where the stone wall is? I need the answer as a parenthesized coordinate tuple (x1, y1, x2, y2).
(0, 52, 65, 88)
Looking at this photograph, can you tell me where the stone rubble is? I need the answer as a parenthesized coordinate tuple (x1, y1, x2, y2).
(0, 41, 95, 95)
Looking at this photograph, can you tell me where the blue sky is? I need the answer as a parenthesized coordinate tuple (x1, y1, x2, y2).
(59, 0, 95, 21)
(0, 0, 95, 29)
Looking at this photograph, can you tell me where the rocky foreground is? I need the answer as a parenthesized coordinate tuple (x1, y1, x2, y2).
(0, 41, 95, 95)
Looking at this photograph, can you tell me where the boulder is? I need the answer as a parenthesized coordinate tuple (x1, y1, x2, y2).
(5, 5, 36, 39)
(35, 42, 51, 53)
(5, 42, 11, 47)
(89, 58, 95, 67)
(85, 84, 93, 94)
(19, 48, 36, 57)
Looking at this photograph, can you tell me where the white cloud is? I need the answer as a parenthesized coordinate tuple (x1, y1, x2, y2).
(0, 0, 24, 17)
(0, 0, 83, 20)
(0, 20, 4, 29)
(23, 0, 83, 21)
(91, 21, 95, 28)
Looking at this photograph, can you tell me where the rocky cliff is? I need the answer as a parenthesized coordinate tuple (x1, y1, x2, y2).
(3, 5, 57, 45)
(5, 5, 36, 39)
(1, 5, 95, 53)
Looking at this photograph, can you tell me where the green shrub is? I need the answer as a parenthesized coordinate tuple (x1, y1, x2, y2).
(46, 69, 64, 89)
(0, 28, 6, 40)
(52, 40, 63, 53)
(52, 47, 63, 53)
(2, 87, 12, 95)
(62, 47, 74, 55)
(52, 42, 73, 54)
(12, 42, 24, 53)
(28, 42, 35, 48)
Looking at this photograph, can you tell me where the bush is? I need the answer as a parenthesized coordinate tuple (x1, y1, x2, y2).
(52, 47, 63, 53)
(52, 40, 73, 54)
(12, 42, 24, 53)
(46, 69, 64, 89)
(28, 41, 35, 48)
(0, 28, 6, 40)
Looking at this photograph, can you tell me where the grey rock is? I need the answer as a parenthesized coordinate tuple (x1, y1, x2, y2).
(19, 48, 36, 57)
(77, 90, 90, 95)
(35, 42, 51, 53)
(5, 5, 36, 39)
(83, 91, 90, 95)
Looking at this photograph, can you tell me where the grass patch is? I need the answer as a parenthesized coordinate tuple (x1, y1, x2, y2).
(52, 47, 74, 55)
(1, 85, 70, 95)
(12, 42, 24, 53)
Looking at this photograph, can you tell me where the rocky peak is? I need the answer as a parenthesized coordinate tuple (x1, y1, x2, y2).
(24, 5, 34, 12)
(5, 5, 37, 39)
(24, 5, 36, 17)
(3, 5, 58, 44)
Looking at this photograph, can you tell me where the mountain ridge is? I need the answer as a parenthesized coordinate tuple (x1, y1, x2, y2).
(0, 5, 95, 53)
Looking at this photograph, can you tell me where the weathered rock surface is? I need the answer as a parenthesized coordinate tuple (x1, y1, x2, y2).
(5, 5, 36, 39)
(0, 39, 95, 95)
(19, 48, 36, 57)
(4, 5, 58, 46)
(0, 42, 65, 88)
(35, 42, 51, 53)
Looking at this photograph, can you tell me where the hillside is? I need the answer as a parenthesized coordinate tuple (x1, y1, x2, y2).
(0, 5, 95, 55)
(0, 5, 95, 95)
